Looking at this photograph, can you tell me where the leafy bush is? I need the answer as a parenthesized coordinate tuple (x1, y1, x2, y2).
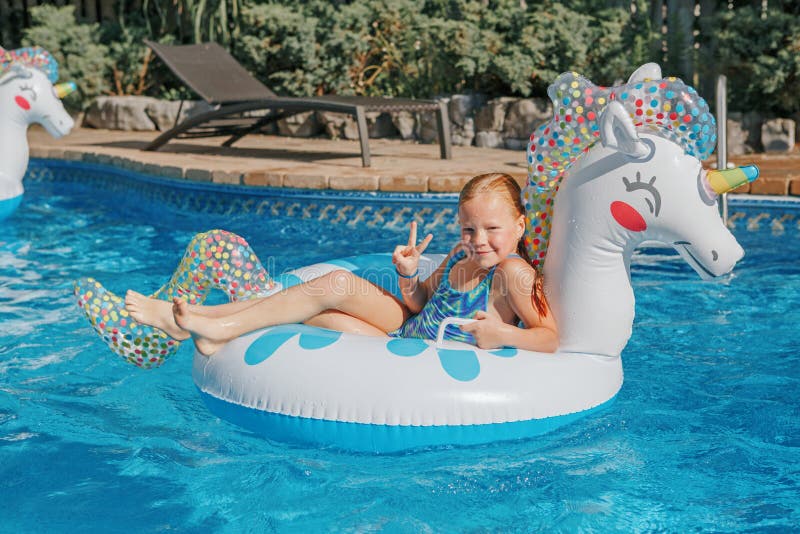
(229, 0, 662, 99)
(711, 3, 800, 115)
(232, 4, 322, 97)
(21, 5, 111, 109)
(8, 0, 798, 118)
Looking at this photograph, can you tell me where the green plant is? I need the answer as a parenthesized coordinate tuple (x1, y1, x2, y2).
(136, 0, 241, 44)
(711, 4, 800, 115)
(233, 3, 322, 96)
(22, 5, 111, 110)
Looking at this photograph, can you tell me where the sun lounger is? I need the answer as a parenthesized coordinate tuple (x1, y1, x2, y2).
(143, 40, 452, 167)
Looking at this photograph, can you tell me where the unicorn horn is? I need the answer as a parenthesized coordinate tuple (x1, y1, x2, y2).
(54, 81, 77, 99)
(706, 165, 760, 195)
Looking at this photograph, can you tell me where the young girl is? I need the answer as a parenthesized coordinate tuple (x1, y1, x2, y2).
(125, 173, 558, 355)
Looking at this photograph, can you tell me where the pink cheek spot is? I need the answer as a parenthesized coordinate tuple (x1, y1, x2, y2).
(14, 95, 30, 111)
(610, 201, 647, 232)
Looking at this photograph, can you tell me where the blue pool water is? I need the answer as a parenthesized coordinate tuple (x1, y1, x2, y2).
(1, 161, 799, 531)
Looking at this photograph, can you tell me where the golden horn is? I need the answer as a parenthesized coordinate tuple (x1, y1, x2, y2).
(54, 81, 77, 99)
(706, 165, 759, 194)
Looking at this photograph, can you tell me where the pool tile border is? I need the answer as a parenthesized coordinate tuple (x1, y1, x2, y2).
(25, 158, 800, 237)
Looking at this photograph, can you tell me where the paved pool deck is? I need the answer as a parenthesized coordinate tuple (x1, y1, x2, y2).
(28, 126, 800, 195)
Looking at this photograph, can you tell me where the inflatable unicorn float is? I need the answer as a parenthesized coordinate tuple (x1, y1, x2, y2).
(75, 63, 758, 452)
(0, 46, 76, 220)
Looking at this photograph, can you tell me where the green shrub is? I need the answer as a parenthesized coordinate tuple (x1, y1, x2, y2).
(712, 4, 800, 115)
(12, 0, 798, 119)
(228, 0, 662, 99)
(21, 5, 110, 110)
(233, 4, 322, 97)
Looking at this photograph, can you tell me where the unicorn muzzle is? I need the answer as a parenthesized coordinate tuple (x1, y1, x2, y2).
(706, 165, 759, 195)
(54, 81, 77, 99)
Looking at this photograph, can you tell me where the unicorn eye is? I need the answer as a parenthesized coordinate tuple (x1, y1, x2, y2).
(622, 171, 661, 216)
(19, 84, 37, 101)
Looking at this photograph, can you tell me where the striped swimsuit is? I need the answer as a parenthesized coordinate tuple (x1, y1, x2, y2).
(391, 250, 496, 343)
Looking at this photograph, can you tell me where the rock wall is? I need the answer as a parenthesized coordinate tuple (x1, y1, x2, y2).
(83, 95, 797, 153)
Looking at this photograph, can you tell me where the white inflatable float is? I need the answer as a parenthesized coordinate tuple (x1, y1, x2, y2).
(76, 64, 757, 452)
(0, 46, 75, 220)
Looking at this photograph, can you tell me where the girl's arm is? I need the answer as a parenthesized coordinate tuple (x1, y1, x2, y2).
(393, 221, 447, 314)
(399, 247, 454, 314)
(461, 258, 558, 352)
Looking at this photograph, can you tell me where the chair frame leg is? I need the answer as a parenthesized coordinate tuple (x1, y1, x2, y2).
(354, 106, 371, 167)
(436, 100, 452, 160)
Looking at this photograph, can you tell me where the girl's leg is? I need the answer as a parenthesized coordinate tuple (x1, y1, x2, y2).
(125, 290, 268, 340)
(174, 270, 410, 355)
(123, 229, 274, 339)
(304, 310, 387, 337)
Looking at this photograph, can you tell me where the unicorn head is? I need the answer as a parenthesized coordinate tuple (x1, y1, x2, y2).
(525, 64, 758, 356)
(0, 63, 76, 137)
(0, 48, 76, 214)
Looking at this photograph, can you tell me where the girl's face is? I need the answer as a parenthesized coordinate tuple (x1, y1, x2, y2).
(458, 193, 525, 269)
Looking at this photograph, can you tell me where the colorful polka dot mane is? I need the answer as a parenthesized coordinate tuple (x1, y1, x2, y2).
(0, 46, 59, 83)
(523, 70, 717, 270)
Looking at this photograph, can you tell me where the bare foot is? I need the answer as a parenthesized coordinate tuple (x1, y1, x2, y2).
(172, 298, 233, 356)
(125, 290, 190, 341)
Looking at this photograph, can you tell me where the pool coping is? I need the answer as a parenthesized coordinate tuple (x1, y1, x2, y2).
(29, 157, 800, 213)
(28, 126, 800, 196)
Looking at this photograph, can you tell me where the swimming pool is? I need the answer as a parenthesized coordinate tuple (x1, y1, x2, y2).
(1, 160, 798, 531)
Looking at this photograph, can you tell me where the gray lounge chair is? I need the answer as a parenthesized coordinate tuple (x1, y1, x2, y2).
(143, 40, 452, 167)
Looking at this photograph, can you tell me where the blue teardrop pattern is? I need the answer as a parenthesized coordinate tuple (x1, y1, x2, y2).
(489, 347, 518, 358)
(435, 348, 481, 382)
(386, 337, 518, 381)
(386, 338, 429, 357)
(245, 324, 341, 365)
(244, 322, 517, 383)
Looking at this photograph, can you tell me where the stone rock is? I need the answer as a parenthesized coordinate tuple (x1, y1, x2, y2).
(83, 96, 159, 130)
(502, 98, 551, 139)
(474, 130, 504, 149)
(277, 111, 321, 138)
(448, 94, 485, 127)
(741, 111, 764, 150)
(504, 138, 529, 151)
(143, 99, 213, 131)
(319, 111, 360, 140)
(417, 110, 439, 144)
(83, 96, 218, 132)
(318, 111, 398, 140)
(445, 95, 483, 146)
(761, 118, 796, 152)
(724, 117, 753, 155)
(451, 117, 475, 147)
(392, 111, 417, 140)
(369, 112, 398, 138)
(474, 97, 516, 132)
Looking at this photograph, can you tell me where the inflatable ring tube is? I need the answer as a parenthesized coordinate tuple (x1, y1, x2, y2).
(0, 195, 22, 221)
(193, 253, 622, 452)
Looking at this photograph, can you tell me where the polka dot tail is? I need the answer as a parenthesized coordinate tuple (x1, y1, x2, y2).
(74, 230, 275, 368)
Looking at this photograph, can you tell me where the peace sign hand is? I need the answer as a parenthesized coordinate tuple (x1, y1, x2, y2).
(392, 221, 433, 277)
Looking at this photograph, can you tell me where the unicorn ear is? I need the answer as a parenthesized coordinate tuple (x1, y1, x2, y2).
(627, 63, 662, 83)
(599, 101, 651, 159)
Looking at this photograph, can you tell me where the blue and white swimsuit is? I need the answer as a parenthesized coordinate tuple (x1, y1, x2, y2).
(391, 250, 497, 344)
